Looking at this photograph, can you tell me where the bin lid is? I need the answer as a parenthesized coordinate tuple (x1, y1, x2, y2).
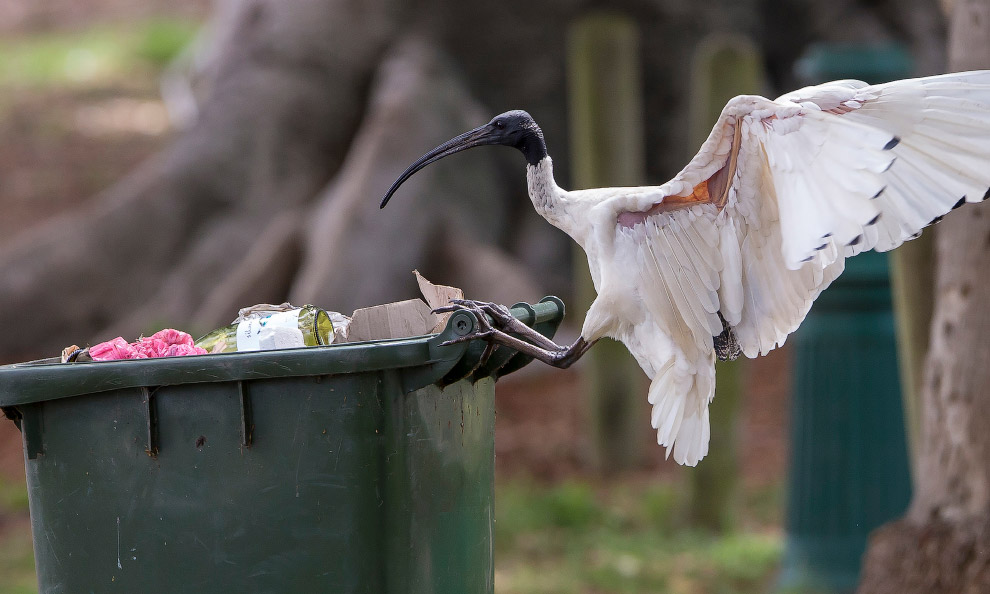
(0, 297, 564, 408)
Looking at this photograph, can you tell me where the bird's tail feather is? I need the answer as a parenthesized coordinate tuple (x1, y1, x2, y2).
(648, 360, 714, 466)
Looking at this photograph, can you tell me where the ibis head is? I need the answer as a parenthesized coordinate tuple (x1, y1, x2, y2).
(380, 110, 547, 208)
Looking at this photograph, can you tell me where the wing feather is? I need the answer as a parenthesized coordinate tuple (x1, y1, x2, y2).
(717, 221, 744, 326)
(660, 224, 721, 317)
(611, 209, 724, 465)
(670, 217, 719, 292)
(762, 71, 990, 267)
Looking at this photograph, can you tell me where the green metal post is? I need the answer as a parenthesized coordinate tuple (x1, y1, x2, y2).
(566, 13, 648, 472)
(686, 34, 763, 532)
(780, 44, 914, 593)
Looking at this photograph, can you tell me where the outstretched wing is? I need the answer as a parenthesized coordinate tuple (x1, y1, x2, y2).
(607, 70, 990, 465)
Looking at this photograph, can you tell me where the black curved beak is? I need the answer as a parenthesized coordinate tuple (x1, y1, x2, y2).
(380, 123, 497, 208)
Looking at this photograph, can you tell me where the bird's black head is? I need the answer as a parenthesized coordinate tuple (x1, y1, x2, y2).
(486, 110, 547, 164)
(380, 110, 546, 208)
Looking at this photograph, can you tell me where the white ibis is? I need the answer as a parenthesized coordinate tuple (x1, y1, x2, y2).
(381, 70, 990, 466)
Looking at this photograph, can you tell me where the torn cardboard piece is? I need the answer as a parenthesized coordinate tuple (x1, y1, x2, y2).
(342, 271, 464, 342)
(414, 270, 464, 333)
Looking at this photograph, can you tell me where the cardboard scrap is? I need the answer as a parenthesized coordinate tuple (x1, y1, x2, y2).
(414, 269, 464, 333)
(344, 299, 435, 343)
(342, 271, 464, 342)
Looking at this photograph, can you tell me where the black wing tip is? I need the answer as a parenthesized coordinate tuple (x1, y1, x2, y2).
(953, 196, 966, 210)
(847, 234, 863, 247)
(883, 136, 901, 150)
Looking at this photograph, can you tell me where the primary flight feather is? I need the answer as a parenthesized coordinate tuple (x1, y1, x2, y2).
(381, 70, 990, 466)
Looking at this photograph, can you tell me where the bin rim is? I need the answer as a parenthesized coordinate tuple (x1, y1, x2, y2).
(0, 297, 564, 408)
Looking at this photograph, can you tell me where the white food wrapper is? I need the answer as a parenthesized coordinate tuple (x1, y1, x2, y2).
(235, 309, 304, 351)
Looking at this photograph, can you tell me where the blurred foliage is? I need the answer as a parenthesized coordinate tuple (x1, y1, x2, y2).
(0, 526, 35, 594)
(0, 473, 782, 594)
(0, 19, 197, 88)
(0, 477, 34, 594)
(0, 476, 29, 512)
(495, 478, 782, 594)
(133, 20, 197, 66)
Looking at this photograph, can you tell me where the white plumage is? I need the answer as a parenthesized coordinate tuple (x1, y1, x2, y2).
(383, 71, 990, 466)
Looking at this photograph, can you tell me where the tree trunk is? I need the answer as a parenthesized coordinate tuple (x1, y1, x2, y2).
(858, 1, 990, 591)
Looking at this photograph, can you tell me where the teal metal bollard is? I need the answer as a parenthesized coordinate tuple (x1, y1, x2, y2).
(0, 298, 564, 594)
(779, 44, 914, 593)
(781, 253, 912, 592)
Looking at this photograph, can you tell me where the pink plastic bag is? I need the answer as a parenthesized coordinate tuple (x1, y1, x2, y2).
(89, 329, 207, 361)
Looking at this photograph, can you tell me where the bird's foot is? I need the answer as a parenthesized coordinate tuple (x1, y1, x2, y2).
(433, 299, 594, 369)
(434, 299, 561, 348)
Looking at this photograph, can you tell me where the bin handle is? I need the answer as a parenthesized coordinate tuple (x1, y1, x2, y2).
(402, 297, 565, 391)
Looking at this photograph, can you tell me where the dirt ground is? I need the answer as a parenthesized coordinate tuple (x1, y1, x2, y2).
(0, 87, 172, 241)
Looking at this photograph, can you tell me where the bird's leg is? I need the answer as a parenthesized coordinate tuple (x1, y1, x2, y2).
(434, 299, 596, 369)
(547, 336, 596, 369)
(438, 299, 562, 349)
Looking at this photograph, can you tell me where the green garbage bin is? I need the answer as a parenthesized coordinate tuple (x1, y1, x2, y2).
(0, 297, 564, 594)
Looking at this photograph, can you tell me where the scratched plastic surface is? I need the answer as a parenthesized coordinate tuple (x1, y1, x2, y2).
(0, 298, 564, 594)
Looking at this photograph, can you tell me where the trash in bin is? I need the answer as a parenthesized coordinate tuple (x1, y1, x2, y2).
(194, 303, 338, 353)
(191, 270, 465, 351)
(55, 271, 463, 362)
(89, 329, 208, 360)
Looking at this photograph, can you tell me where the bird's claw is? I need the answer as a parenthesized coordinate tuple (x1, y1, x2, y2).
(436, 299, 514, 366)
(433, 299, 518, 329)
(439, 329, 497, 346)
(439, 331, 500, 367)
